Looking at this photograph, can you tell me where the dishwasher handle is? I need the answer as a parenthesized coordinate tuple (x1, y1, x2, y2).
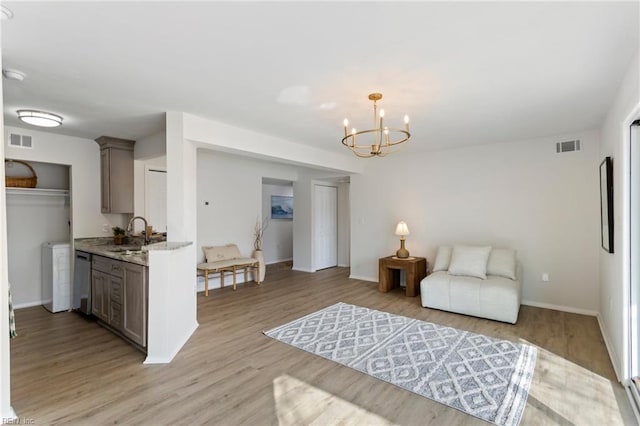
(76, 253, 91, 261)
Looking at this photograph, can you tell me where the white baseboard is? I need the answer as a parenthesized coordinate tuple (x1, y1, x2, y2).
(338, 263, 350, 268)
(521, 300, 599, 317)
(291, 267, 314, 273)
(597, 312, 622, 382)
(1, 406, 17, 421)
(348, 274, 377, 282)
(13, 300, 44, 310)
(266, 258, 293, 265)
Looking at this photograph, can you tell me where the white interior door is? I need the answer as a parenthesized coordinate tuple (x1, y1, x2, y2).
(145, 168, 167, 233)
(313, 185, 338, 270)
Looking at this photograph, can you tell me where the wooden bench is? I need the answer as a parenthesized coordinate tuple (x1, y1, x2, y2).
(197, 244, 261, 296)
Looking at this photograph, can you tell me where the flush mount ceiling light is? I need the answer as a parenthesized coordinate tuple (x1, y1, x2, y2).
(341, 93, 410, 158)
(17, 110, 63, 128)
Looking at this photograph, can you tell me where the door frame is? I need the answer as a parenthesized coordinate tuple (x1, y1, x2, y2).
(312, 183, 338, 271)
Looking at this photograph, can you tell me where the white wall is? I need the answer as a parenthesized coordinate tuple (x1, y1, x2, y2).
(133, 156, 166, 233)
(0, 42, 16, 420)
(6, 194, 70, 307)
(133, 130, 167, 233)
(262, 183, 293, 264)
(146, 243, 198, 364)
(351, 130, 602, 314)
(4, 126, 128, 238)
(183, 113, 362, 174)
(178, 112, 359, 276)
(5, 161, 70, 307)
(292, 173, 313, 272)
(599, 50, 640, 380)
(197, 150, 299, 288)
(134, 130, 166, 160)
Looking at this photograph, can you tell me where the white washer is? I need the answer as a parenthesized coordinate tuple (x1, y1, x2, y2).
(42, 242, 71, 313)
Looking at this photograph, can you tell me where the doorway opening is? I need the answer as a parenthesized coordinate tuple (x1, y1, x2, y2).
(262, 178, 294, 267)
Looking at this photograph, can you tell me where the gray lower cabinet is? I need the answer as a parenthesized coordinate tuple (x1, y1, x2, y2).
(121, 262, 146, 346)
(91, 255, 147, 348)
(91, 270, 109, 323)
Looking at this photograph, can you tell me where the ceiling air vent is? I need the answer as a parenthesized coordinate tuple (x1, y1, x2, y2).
(8, 133, 32, 149)
(556, 139, 581, 153)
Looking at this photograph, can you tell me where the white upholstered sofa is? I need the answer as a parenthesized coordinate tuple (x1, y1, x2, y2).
(420, 245, 521, 324)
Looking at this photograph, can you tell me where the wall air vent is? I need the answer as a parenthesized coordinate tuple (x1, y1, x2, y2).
(9, 133, 32, 149)
(555, 139, 581, 153)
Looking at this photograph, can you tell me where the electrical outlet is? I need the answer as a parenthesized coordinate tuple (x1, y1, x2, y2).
(102, 224, 110, 234)
(542, 273, 549, 282)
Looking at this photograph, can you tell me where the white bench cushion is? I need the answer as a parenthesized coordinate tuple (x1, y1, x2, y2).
(198, 257, 258, 271)
(202, 244, 242, 263)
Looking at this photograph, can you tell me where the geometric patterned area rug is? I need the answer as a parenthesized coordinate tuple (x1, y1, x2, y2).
(264, 302, 537, 426)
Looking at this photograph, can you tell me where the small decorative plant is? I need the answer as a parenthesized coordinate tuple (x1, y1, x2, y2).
(112, 226, 126, 245)
(253, 216, 269, 251)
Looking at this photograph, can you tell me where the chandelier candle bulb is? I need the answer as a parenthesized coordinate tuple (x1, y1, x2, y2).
(343, 119, 349, 137)
(404, 115, 410, 132)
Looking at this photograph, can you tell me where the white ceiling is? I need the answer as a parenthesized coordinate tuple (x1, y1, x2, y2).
(2, 1, 638, 153)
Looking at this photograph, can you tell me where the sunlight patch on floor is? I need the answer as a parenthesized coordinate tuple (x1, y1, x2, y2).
(273, 374, 397, 426)
(520, 340, 632, 425)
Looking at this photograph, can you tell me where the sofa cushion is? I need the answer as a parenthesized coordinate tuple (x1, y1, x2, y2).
(487, 248, 517, 280)
(432, 246, 452, 272)
(203, 244, 242, 263)
(448, 245, 492, 279)
(420, 271, 521, 324)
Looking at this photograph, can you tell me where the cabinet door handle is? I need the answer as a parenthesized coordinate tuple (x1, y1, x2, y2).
(112, 265, 121, 272)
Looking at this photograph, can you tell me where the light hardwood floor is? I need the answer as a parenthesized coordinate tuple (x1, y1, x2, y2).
(10, 265, 635, 425)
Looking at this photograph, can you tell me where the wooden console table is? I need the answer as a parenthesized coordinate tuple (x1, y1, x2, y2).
(378, 256, 427, 297)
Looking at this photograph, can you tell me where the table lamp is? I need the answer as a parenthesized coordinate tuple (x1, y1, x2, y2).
(395, 221, 410, 258)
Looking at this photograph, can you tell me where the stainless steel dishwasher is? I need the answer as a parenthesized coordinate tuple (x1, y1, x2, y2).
(73, 250, 92, 315)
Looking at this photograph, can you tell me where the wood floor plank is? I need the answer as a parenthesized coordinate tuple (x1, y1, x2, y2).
(9, 265, 634, 425)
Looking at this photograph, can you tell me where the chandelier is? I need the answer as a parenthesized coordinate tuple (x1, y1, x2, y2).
(341, 93, 410, 158)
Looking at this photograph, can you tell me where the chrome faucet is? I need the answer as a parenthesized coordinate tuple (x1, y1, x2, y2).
(126, 216, 150, 245)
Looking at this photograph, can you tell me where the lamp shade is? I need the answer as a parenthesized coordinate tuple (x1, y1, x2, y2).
(395, 221, 410, 236)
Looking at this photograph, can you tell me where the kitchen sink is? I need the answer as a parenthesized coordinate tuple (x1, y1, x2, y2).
(108, 247, 146, 255)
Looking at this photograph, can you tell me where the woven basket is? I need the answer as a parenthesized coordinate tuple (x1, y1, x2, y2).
(5, 159, 37, 188)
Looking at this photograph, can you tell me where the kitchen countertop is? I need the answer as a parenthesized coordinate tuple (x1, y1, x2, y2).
(74, 237, 192, 267)
(145, 241, 192, 251)
(74, 237, 154, 266)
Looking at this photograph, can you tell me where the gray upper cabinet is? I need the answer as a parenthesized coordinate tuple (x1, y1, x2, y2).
(95, 136, 135, 214)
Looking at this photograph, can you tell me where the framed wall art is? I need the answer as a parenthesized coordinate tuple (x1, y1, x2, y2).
(271, 195, 293, 220)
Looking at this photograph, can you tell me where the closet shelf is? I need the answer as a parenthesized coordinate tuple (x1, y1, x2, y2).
(6, 188, 69, 197)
